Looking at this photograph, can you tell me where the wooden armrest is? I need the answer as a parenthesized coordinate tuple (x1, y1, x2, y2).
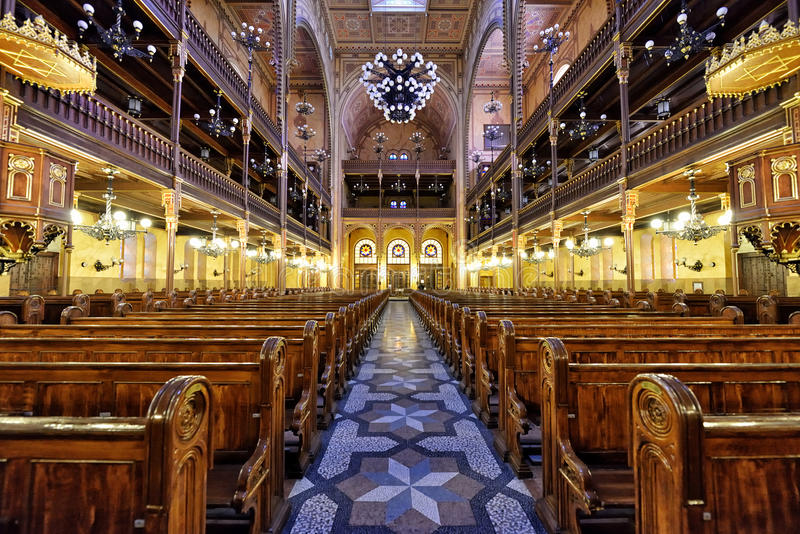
(558, 438, 598, 514)
(233, 438, 270, 512)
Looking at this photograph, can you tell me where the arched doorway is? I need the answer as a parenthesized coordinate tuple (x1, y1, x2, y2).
(419, 239, 443, 290)
(387, 239, 410, 294)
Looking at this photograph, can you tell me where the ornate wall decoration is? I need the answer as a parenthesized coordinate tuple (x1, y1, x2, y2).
(771, 155, 798, 202)
(48, 163, 66, 207)
(6, 154, 34, 201)
(737, 164, 756, 208)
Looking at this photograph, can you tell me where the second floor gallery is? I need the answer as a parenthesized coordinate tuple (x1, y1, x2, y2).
(0, 0, 798, 299)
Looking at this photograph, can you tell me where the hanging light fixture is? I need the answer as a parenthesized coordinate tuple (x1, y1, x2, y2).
(483, 125, 503, 164)
(296, 124, 316, 142)
(73, 168, 151, 244)
(561, 94, 606, 141)
(251, 146, 279, 178)
(644, 1, 727, 64)
(483, 91, 503, 115)
(653, 169, 731, 243)
(193, 90, 238, 137)
(250, 232, 277, 264)
(190, 211, 228, 257)
(200, 146, 211, 162)
(428, 177, 445, 194)
(656, 98, 671, 120)
(391, 177, 406, 193)
(519, 158, 549, 180)
(588, 146, 600, 162)
(295, 92, 315, 116)
(126, 95, 142, 117)
(77, 0, 156, 61)
(351, 175, 370, 197)
(360, 48, 440, 123)
(565, 211, 609, 258)
(522, 232, 547, 264)
(471, 150, 482, 166)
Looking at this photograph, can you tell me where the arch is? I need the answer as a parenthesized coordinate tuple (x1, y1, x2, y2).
(354, 238, 377, 264)
(387, 239, 410, 265)
(420, 239, 443, 265)
(122, 236, 137, 281)
(143, 233, 157, 284)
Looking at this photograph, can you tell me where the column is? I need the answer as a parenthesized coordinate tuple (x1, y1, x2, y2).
(162, 190, 179, 294)
(622, 190, 639, 295)
(278, 228, 287, 294)
(549, 117, 559, 213)
(237, 218, 249, 289)
(278, 151, 288, 294)
(59, 232, 73, 296)
(169, 41, 186, 188)
(551, 219, 562, 289)
(241, 117, 252, 213)
(511, 151, 522, 292)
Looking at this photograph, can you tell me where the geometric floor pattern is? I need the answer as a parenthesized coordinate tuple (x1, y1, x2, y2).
(284, 301, 546, 533)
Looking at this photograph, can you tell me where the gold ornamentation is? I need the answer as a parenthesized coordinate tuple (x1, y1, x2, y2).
(0, 13, 96, 94)
(48, 163, 66, 207)
(6, 153, 33, 201)
(738, 164, 756, 208)
(706, 20, 800, 98)
(771, 155, 798, 202)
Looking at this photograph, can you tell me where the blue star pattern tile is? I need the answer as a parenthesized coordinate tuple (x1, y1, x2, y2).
(284, 302, 545, 534)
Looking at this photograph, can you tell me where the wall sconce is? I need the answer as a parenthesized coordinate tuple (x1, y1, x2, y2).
(568, 269, 584, 276)
(213, 268, 229, 277)
(200, 146, 211, 162)
(127, 96, 143, 118)
(82, 259, 124, 271)
(610, 264, 627, 275)
(543, 271, 554, 278)
(676, 258, 713, 272)
(174, 263, 189, 274)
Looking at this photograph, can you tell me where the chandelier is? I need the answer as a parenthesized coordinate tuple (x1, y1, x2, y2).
(78, 0, 156, 61)
(653, 170, 731, 243)
(361, 48, 440, 123)
(313, 149, 329, 164)
(428, 178, 445, 194)
(471, 151, 482, 165)
(295, 92, 315, 116)
(288, 179, 303, 202)
(190, 211, 228, 258)
(351, 175, 370, 197)
(645, 1, 727, 64)
(522, 233, 548, 264)
(483, 91, 502, 114)
(73, 168, 151, 244)
(251, 147, 279, 178)
(194, 90, 238, 137)
(296, 124, 316, 142)
(248, 233, 278, 264)
(565, 211, 610, 258)
(484, 125, 503, 163)
(519, 158, 549, 180)
(391, 178, 407, 193)
(561, 95, 606, 141)
(410, 131, 425, 146)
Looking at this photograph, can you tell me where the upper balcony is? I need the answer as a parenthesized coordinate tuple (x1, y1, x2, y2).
(342, 159, 456, 176)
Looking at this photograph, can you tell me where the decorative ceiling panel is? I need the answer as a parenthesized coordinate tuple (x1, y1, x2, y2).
(372, 13, 425, 42)
(425, 12, 469, 42)
(332, 11, 373, 42)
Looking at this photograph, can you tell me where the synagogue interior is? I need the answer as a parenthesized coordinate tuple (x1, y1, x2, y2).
(0, 0, 799, 532)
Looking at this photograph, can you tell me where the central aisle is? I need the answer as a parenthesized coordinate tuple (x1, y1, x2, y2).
(285, 301, 544, 534)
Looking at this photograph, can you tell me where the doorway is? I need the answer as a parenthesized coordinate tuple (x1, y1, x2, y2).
(9, 252, 59, 295)
(739, 252, 788, 296)
(355, 268, 377, 291)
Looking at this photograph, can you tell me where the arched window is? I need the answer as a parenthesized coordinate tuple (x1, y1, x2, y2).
(420, 239, 442, 264)
(399, 200, 407, 209)
(399, 152, 410, 160)
(387, 239, 410, 265)
(390, 200, 398, 208)
(388, 153, 398, 160)
(354, 238, 377, 264)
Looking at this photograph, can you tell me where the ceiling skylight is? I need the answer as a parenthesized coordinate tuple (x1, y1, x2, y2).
(371, 0, 427, 13)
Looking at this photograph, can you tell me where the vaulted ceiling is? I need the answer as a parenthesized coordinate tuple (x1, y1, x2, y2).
(325, 0, 477, 53)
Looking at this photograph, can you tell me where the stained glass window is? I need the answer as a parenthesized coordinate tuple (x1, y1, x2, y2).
(354, 238, 377, 264)
(399, 200, 407, 208)
(390, 200, 398, 208)
(420, 239, 442, 264)
(399, 152, 409, 160)
(387, 239, 410, 264)
(388, 153, 398, 160)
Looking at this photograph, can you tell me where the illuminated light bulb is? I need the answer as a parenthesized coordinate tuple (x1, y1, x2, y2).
(678, 211, 691, 223)
(213, 238, 226, 248)
(113, 210, 127, 221)
(71, 209, 82, 225)
(718, 210, 733, 226)
(565, 239, 575, 250)
(547, 249, 555, 259)
(230, 240, 240, 249)
(190, 237, 202, 248)
(650, 218, 663, 229)
(603, 237, 614, 247)
(140, 218, 152, 229)
(246, 249, 257, 257)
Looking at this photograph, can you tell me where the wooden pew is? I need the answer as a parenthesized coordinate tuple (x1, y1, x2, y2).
(0, 330, 318, 479)
(630, 374, 800, 534)
(535, 336, 800, 534)
(0, 339, 290, 533)
(0, 375, 212, 534)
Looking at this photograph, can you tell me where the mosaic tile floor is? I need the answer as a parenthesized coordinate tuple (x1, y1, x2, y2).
(284, 301, 545, 534)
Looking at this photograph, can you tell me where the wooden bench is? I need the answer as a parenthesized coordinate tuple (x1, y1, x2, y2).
(0, 375, 212, 534)
(536, 336, 800, 534)
(0, 329, 318, 478)
(0, 339, 291, 533)
(631, 373, 800, 534)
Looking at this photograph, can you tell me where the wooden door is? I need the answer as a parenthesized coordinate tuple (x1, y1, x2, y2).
(9, 252, 59, 295)
(739, 252, 788, 296)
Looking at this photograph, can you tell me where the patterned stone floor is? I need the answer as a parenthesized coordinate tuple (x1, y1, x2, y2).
(283, 301, 545, 534)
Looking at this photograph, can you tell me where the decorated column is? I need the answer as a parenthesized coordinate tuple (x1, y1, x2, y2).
(237, 218, 249, 289)
(551, 218, 563, 289)
(162, 189, 180, 294)
(621, 190, 638, 294)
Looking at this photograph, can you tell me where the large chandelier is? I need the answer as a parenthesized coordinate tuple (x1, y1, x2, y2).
(194, 90, 238, 137)
(361, 48, 440, 123)
(78, 0, 156, 61)
(645, 1, 727, 64)
(295, 92, 315, 116)
(653, 170, 731, 243)
(521, 233, 548, 264)
(351, 175, 370, 197)
(565, 211, 612, 258)
(251, 147, 279, 178)
(73, 168, 151, 244)
(483, 91, 502, 114)
(190, 211, 229, 258)
(247, 233, 278, 264)
(561, 95, 606, 141)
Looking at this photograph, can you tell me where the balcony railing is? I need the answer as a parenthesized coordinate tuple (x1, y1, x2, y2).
(342, 159, 456, 175)
(342, 208, 456, 218)
(179, 150, 245, 208)
(248, 192, 281, 225)
(554, 151, 621, 208)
